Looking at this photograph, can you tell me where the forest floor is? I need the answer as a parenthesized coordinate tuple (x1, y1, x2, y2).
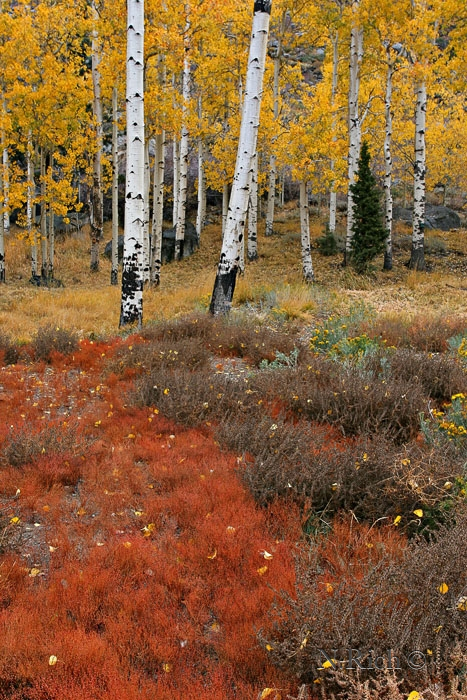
(1, 206, 467, 700)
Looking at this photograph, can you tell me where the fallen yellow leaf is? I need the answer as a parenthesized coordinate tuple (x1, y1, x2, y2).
(207, 549, 217, 560)
(29, 568, 41, 577)
(438, 583, 449, 594)
(48, 655, 58, 666)
(261, 550, 273, 560)
(259, 689, 281, 699)
(257, 566, 268, 576)
(393, 515, 402, 526)
(413, 509, 424, 518)
(407, 692, 420, 700)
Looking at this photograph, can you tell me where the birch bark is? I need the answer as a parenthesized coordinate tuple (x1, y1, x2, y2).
(409, 79, 427, 270)
(344, 2, 363, 264)
(111, 86, 119, 286)
(151, 130, 165, 286)
(120, 0, 145, 327)
(90, 1, 104, 272)
(247, 151, 258, 261)
(210, 0, 271, 315)
(328, 30, 339, 234)
(175, 7, 191, 261)
(265, 26, 282, 238)
(383, 46, 394, 270)
(300, 180, 314, 282)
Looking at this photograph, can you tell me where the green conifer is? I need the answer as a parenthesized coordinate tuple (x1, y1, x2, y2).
(349, 141, 387, 273)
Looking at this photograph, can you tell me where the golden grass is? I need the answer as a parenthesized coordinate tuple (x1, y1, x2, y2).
(1, 211, 467, 341)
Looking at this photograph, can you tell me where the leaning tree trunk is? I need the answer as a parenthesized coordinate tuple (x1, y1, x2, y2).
(210, 0, 271, 315)
(344, 5, 363, 265)
(222, 182, 229, 237)
(383, 50, 394, 271)
(90, 1, 104, 272)
(265, 33, 281, 237)
(409, 80, 427, 270)
(247, 151, 258, 261)
(329, 30, 339, 234)
(151, 130, 165, 286)
(111, 86, 119, 285)
(120, 0, 145, 327)
(300, 180, 314, 282)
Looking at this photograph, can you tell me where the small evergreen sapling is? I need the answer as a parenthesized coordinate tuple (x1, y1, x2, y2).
(349, 141, 388, 273)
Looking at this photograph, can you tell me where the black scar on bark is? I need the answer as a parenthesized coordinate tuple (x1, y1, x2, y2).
(120, 257, 143, 326)
(254, 0, 272, 14)
(209, 267, 238, 316)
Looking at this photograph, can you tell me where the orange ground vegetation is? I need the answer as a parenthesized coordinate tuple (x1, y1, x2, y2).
(0, 338, 304, 699)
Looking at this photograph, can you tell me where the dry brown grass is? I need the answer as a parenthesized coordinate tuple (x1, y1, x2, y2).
(1, 211, 467, 340)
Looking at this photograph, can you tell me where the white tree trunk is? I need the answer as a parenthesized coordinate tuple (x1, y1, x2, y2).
(90, 1, 103, 272)
(111, 86, 119, 286)
(3, 145, 9, 235)
(300, 180, 314, 282)
(172, 137, 179, 227)
(151, 130, 165, 286)
(383, 49, 394, 271)
(247, 151, 258, 261)
(196, 98, 206, 239)
(265, 44, 280, 237)
(345, 4, 363, 263)
(222, 182, 229, 237)
(410, 80, 427, 270)
(48, 154, 54, 279)
(210, 0, 271, 315)
(142, 138, 150, 282)
(120, 0, 145, 327)
(27, 135, 37, 278)
(329, 30, 339, 234)
(0, 142, 4, 283)
(40, 149, 48, 280)
(175, 7, 191, 261)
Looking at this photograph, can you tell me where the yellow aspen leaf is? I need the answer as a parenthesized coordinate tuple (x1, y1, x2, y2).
(261, 550, 273, 560)
(326, 582, 334, 593)
(207, 549, 217, 560)
(401, 458, 411, 466)
(9, 516, 20, 524)
(126, 434, 136, 439)
(48, 546, 57, 552)
(457, 597, 467, 611)
(257, 566, 268, 575)
(438, 583, 449, 594)
(162, 663, 172, 672)
(29, 568, 41, 577)
(226, 526, 236, 534)
(300, 636, 308, 649)
(427, 649, 433, 655)
(407, 692, 420, 700)
(434, 625, 443, 633)
(393, 515, 402, 525)
(163, 388, 170, 395)
(321, 659, 338, 669)
(94, 420, 101, 427)
(413, 509, 424, 518)
(76, 507, 86, 516)
(48, 655, 58, 666)
(133, 510, 144, 517)
(142, 524, 155, 537)
(43, 505, 50, 512)
(266, 644, 273, 651)
(260, 689, 280, 699)
(123, 542, 132, 548)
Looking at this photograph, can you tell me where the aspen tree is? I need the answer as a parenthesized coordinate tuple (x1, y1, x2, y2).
(210, 0, 272, 315)
(175, 5, 191, 261)
(247, 150, 258, 261)
(151, 130, 165, 286)
(344, 0, 363, 265)
(299, 180, 314, 282)
(120, 0, 145, 327)
(90, 0, 104, 272)
(111, 86, 119, 286)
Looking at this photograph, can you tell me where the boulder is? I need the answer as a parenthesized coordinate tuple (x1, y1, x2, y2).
(393, 204, 461, 231)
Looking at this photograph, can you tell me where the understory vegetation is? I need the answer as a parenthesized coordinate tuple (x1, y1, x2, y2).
(1, 308, 467, 699)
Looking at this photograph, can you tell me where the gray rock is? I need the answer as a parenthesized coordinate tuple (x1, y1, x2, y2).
(393, 204, 461, 231)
